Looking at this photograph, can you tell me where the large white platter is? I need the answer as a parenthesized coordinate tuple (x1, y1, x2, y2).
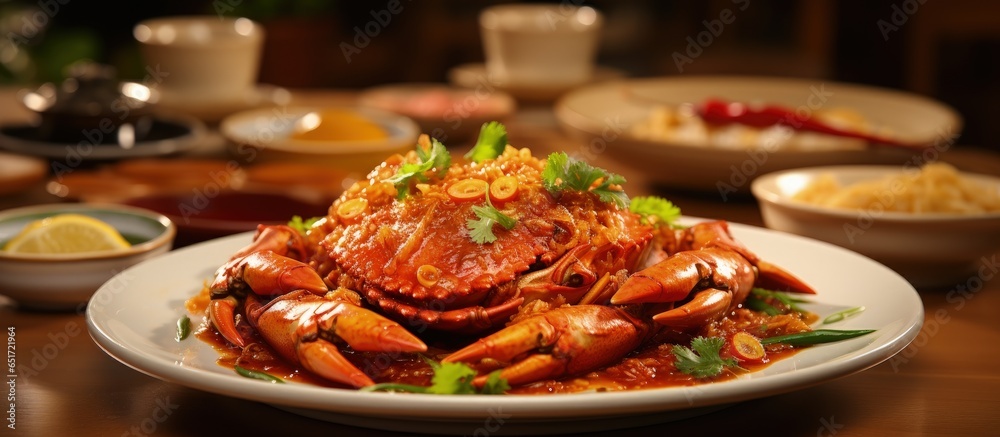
(87, 220, 923, 435)
(555, 76, 962, 193)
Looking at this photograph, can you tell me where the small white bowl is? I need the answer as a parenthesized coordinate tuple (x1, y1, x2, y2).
(752, 165, 1000, 288)
(0, 203, 176, 310)
(221, 106, 419, 174)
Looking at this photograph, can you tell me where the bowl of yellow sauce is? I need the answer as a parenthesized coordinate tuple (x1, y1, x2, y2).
(221, 106, 419, 173)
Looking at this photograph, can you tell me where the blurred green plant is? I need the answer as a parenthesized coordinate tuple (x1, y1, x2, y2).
(0, 4, 100, 84)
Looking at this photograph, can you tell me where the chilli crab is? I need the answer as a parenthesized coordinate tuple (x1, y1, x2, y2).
(204, 123, 823, 390)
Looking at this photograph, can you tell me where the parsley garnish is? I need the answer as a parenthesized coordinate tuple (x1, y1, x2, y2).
(542, 152, 628, 209)
(467, 203, 517, 244)
(464, 121, 508, 163)
(671, 336, 740, 378)
(287, 215, 321, 235)
(386, 136, 452, 199)
(629, 196, 681, 227)
(361, 356, 509, 395)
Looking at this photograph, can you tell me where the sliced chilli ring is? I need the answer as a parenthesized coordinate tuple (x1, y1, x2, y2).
(489, 175, 519, 204)
(447, 178, 489, 202)
(728, 332, 766, 363)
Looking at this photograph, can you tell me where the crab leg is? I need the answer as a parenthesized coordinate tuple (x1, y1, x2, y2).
(246, 290, 427, 388)
(443, 305, 649, 387)
(209, 251, 328, 348)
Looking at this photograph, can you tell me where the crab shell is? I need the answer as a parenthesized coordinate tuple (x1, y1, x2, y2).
(309, 148, 653, 331)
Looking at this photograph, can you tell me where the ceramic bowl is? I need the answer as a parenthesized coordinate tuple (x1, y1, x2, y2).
(0, 203, 175, 310)
(358, 83, 515, 143)
(751, 165, 1000, 288)
(221, 106, 419, 175)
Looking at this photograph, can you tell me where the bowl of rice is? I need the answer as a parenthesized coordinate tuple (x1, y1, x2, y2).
(751, 163, 1000, 288)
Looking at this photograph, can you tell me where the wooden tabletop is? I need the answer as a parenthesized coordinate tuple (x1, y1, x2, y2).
(2, 89, 1000, 436)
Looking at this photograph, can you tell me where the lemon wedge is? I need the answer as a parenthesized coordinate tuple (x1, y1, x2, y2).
(3, 214, 131, 254)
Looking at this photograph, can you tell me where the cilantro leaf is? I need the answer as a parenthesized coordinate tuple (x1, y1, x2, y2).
(671, 336, 739, 378)
(629, 196, 681, 227)
(386, 137, 451, 199)
(287, 215, 321, 235)
(479, 370, 511, 395)
(425, 360, 478, 394)
(360, 356, 509, 395)
(542, 152, 629, 209)
(465, 121, 508, 163)
(467, 203, 517, 244)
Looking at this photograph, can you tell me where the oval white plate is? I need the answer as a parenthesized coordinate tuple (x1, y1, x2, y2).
(86, 220, 922, 435)
(555, 76, 962, 193)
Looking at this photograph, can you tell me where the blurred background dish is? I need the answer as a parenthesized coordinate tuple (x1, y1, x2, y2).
(0, 152, 47, 196)
(17, 62, 159, 143)
(0, 203, 175, 309)
(121, 190, 328, 247)
(752, 165, 1000, 288)
(221, 105, 419, 174)
(556, 76, 963, 193)
(153, 84, 292, 124)
(358, 83, 515, 143)
(0, 111, 206, 160)
(449, 63, 624, 104)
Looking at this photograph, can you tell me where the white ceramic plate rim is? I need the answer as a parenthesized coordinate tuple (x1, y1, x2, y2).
(751, 165, 1000, 222)
(555, 75, 962, 147)
(86, 219, 923, 421)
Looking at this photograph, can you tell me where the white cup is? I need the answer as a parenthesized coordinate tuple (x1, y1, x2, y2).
(480, 4, 603, 87)
(134, 16, 264, 103)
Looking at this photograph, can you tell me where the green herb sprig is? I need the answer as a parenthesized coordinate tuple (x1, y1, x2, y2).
(467, 204, 516, 244)
(629, 196, 681, 227)
(361, 356, 509, 395)
(287, 215, 321, 235)
(671, 336, 740, 378)
(542, 152, 628, 209)
(387, 137, 452, 199)
(760, 329, 876, 346)
(175, 315, 191, 341)
(234, 365, 285, 383)
(465, 121, 508, 163)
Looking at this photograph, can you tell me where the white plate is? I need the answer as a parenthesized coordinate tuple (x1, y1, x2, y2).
(220, 105, 419, 172)
(86, 220, 923, 435)
(555, 76, 962, 193)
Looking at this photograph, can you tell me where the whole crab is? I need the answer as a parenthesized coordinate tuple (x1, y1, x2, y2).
(208, 134, 814, 389)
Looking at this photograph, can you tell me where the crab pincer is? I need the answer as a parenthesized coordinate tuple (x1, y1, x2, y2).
(245, 289, 427, 388)
(209, 251, 330, 348)
(443, 305, 649, 387)
(611, 221, 815, 329)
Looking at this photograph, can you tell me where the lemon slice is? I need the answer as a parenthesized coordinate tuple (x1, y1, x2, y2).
(3, 214, 131, 254)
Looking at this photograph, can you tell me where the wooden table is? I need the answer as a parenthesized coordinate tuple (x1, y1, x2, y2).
(2, 89, 1000, 436)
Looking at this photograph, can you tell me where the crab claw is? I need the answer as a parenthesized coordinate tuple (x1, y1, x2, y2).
(611, 247, 756, 328)
(230, 224, 309, 261)
(755, 260, 816, 294)
(209, 251, 330, 348)
(246, 290, 427, 388)
(443, 305, 648, 387)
